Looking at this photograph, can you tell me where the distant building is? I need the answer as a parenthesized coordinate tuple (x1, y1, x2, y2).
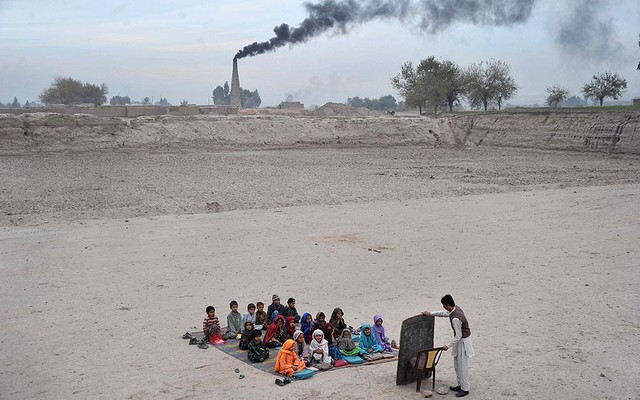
(279, 101, 304, 110)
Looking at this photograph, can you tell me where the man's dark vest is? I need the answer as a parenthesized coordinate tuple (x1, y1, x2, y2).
(449, 306, 471, 338)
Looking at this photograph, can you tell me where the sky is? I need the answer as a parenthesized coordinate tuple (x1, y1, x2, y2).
(0, 0, 638, 108)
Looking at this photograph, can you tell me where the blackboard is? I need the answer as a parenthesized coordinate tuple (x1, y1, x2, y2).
(395, 314, 435, 385)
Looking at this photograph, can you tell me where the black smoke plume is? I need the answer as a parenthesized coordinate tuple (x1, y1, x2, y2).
(235, 0, 536, 59)
(555, 0, 623, 61)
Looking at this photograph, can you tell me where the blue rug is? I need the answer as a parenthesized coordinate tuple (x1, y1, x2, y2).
(186, 331, 397, 377)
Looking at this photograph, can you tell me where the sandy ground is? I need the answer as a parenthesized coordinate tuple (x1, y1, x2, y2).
(1, 144, 639, 400)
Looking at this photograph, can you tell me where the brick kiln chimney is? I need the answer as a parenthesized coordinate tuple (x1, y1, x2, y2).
(230, 58, 241, 108)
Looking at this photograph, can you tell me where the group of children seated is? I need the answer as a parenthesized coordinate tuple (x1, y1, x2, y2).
(201, 294, 397, 377)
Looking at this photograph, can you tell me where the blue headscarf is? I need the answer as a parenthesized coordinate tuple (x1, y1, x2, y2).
(359, 323, 383, 352)
(300, 312, 313, 335)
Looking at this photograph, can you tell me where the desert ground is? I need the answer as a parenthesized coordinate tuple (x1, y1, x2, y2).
(1, 112, 639, 400)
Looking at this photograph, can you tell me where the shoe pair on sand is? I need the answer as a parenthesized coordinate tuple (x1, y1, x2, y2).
(275, 377, 292, 386)
(187, 336, 209, 349)
(450, 386, 469, 397)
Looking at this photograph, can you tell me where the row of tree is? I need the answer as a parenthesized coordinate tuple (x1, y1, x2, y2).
(9, 72, 630, 110)
(391, 57, 517, 114)
(0, 97, 31, 108)
(110, 96, 188, 106)
(34, 77, 191, 107)
(545, 72, 628, 107)
(212, 81, 262, 108)
(346, 95, 397, 110)
(392, 57, 630, 114)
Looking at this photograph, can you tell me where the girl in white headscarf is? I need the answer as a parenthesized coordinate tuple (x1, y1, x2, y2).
(292, 330, 308, 362)
(309, 329, 332, 364)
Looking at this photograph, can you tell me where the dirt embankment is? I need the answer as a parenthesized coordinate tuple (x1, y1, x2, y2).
(0, 108, 639, 154)
(0, 112, 444, 153)
(447, 110, 640, 154)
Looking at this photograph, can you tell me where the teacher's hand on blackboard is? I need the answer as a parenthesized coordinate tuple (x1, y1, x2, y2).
(442, 344, 449, 351)
(422, 310, 431, 316)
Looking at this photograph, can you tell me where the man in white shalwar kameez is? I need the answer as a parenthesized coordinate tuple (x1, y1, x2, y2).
(423, 294, 474, 398)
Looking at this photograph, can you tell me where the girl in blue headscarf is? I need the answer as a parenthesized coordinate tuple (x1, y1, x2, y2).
(359, 323, 384, 355)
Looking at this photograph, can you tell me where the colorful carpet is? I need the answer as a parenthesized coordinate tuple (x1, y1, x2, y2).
(184, 331, 398, 377)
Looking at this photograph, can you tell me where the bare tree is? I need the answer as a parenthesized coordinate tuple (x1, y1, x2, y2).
(545, 85, 570, 108)
(491, 60, 518, 110)
(465, 59, 518, 111)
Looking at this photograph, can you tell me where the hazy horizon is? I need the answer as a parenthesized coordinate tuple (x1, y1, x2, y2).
(1, 0, 638, 108)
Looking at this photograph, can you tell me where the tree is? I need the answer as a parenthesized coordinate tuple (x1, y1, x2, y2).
(156, 98, 170, 106)
(392, 57, 465, 115)
(437, 60, 466, 112)
(545, 85, 570, 108)
(11, 97, 20, 108)
(110, 95, 131, 106)
(391, 61, 426, 114)
(143, 97, 151, 105)
(581, 72, 627, 106)
(346, 95, 397, 110)
(39, 77, 108, 106)
(25, 101, 30, 107)
(180, 100, 189, 106)
(212, 82, 230, 105)
(490, 60, 518, 110)
(465, 60, 518, 111)
(377, 95, 398, 110)
(212, 81, 261, 108)
(241, 89, 261, 108)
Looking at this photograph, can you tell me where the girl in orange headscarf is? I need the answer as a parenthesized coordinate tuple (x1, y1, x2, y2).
(274, 339, 306, 377)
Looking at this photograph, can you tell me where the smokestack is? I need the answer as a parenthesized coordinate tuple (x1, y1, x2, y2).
(230, 58, 241, 108)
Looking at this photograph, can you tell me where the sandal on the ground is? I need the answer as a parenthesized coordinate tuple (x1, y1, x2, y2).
(189, 337, 199, 345)
(275, 378, 285, 386)
(182, 332, 194, 339)
(197, 341, 209, 349)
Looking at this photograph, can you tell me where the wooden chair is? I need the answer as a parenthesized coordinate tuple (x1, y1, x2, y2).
(407, 347, 444, 392)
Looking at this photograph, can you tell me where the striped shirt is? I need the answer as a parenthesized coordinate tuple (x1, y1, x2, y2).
(203, 315, 220, 332)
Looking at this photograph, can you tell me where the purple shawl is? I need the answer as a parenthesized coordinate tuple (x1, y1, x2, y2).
(372, 314, 392, 352)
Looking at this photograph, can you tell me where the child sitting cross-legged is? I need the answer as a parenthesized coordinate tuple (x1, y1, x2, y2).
(274, 339, 306, 377)
(293, 330, 309, 363)
(267, 294, 285, 324)
(309, 329, 333, 368)
(263, 315, 286, 348)
(223, 300, 243, 340)
(283, 297, 301, 323)
(255, 302, 268, 330)
(300, 312, 314, 344)
(239, 321, 254, 350)
(372, 314, 393, 352)
(247, 330, 269, 363)
(285, 316, 296, 339)
(359, 323, 384, 357)
(337, 328, 361, 357)
(314, 312, 327, 332)
(242, 303, 263, 331)
(329, 307, 348, 337)
(203, 306, 224, 344)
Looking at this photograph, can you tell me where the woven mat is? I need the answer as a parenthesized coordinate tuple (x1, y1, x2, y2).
(185, 331, 397, 376)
